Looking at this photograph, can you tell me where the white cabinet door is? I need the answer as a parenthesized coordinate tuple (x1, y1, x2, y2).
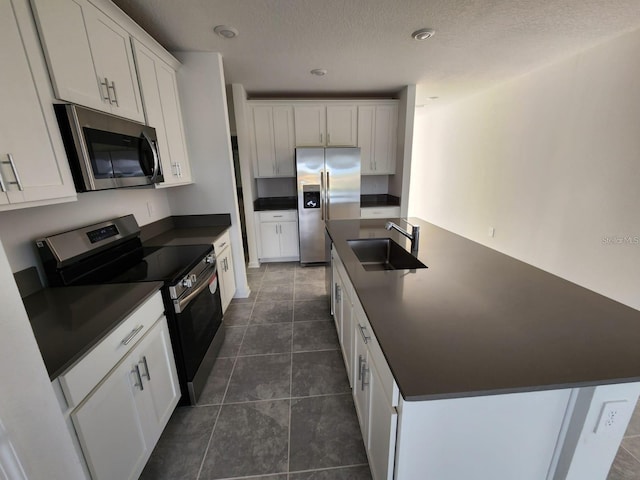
(71, 354, 148, 480)
(134, 39, 191, 186)
(341, 285, 354, 387)
(368, 365, 398, 480)
(273, 106, 295, 176)
(31, 0, 144, 122)
(85, 7, 144, 122)
(133, 318, 180, 443)
(0, 0, 76, 209)
(357, 106, 376, 175)
(30, 0, 104, 112)
(333, 272, 343, 342)
(294, 105, 326, 146)
(251, 106, 277, 177)
(358, 103, 398, 175)
(373, 104, 398, 175)
(218, 247, 236, 312)
(278, 221, 300, 258)
(259, 222, 282, 258)
(326, 105, 357, 146)
(156, 61, 191, 183)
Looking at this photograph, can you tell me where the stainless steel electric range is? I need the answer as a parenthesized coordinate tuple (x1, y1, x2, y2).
(36, 215, 224, 405)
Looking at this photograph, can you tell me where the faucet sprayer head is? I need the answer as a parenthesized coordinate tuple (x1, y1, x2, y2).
(385, 221, 393, 230)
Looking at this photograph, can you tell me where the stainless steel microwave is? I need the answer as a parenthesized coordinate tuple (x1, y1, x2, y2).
(54, 104, 163, 192)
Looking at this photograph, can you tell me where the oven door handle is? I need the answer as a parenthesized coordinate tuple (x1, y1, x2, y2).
(175, 269, 217, 314)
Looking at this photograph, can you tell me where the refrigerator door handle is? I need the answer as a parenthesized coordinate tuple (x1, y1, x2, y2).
(326, 172, 330, 220)
(320, 172, 325, 220)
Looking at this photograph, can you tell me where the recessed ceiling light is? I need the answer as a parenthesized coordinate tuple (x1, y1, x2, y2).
(412, 28, 435, 41)
(214, 25, 238, 39)
(310, 69, 328, 76)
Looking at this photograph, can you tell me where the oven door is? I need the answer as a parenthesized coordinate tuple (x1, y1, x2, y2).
(173, 265, 223, 384)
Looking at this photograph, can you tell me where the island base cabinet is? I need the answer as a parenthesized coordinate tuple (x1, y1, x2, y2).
(394, 390, 572, 480)
(368, 365, 398, 480)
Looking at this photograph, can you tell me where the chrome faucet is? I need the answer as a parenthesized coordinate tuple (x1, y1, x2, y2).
(385, 220, 420, 256)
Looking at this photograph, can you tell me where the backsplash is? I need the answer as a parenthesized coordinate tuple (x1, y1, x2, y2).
(0, 188, 171, 273)
(256, 177, 296, 197)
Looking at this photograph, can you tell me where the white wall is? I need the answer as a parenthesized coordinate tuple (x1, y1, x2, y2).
(168, 52, 249, 296)
(0, 188, 170, 273)
(409, 28, 640, 309)
(0, 239, 85, 479)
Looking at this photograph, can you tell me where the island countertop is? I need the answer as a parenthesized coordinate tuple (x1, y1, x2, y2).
(326, 218, 640, 401)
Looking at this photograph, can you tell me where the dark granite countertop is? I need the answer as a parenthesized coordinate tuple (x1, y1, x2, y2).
(142, 214, 231, 247)
(24, 282, 162, 380)
(326, 218, 640, 401)
(360, 194, 400, 208)
(254, 197, 298, 211)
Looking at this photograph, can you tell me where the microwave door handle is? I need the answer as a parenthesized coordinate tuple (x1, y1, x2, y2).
(142, 131, 160, 182)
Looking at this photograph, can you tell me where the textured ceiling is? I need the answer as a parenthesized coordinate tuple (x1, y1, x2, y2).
(112, 0, 640, 103)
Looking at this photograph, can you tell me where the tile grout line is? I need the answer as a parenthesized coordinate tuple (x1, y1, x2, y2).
(196, 294, 258, 480)
(287, 272, 296, 477)
(621, 443, 640, 466)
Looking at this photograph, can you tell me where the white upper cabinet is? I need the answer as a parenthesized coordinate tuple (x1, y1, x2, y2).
(294, 104, 358, 147)
(358, 103, 398, 175)
(0, 0, 76, 210)
(31, 0, 145, 122)
(250, 105, 295, 177)
(293, 105, 326, 146)
(326, 105, 357, 146)
(133, 39, 191, 186)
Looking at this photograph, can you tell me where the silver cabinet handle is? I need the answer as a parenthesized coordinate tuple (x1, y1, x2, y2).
(121, 325, 144, 345)
(0, 168, 6, 193)
(140, 356, 151, 380)
(358, 324, 370, 344)
(273, 215, 283, 218)
(327, 133, 331, 145)
(4, 154, 23, 191)
(133, 364, 144, 391)
(218, 241, 227, 249)
(358, 354, 365, 381)
(320, 132, 323, 144)
(108, 80, 118, 106)
(176, 162, 182, 178)
(272, 164, 276, 175)
(100, 77, 110, 102)
(335, 284, 341, 302)
(361, 364, 369, 391)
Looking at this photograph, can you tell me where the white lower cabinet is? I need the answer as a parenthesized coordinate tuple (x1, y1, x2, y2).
(71, 351, 148, 480)
(255, 210, 300, 261)
(214, 230, 236, 312)
(332, 246, 397, 480)
(69, 311, 179, 480)
(360, 206, 401, 219)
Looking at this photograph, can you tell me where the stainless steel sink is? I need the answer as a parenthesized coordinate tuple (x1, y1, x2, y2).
(347, 238, 427, 271)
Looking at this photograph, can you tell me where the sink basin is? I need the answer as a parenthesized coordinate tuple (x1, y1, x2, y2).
(347, 238, 427, 271)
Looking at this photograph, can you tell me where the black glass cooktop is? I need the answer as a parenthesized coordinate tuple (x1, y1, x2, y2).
(106, 244, 213, 285)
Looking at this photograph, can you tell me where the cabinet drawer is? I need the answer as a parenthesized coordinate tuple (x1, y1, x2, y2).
(258, 210, 297, 222)
(59, 291, 164, 408)
(213, 229, 231, 253)
(360, 206, 401, 219)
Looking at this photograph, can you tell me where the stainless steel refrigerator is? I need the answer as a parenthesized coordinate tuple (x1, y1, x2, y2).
(296, 147, 361, 263)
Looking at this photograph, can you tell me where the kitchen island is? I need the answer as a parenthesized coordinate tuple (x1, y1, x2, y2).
(326, 217, 640, 480)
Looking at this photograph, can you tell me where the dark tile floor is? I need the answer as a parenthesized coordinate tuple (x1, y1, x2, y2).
(141, 262, 372, 480)
(607, 399, 640, 479)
